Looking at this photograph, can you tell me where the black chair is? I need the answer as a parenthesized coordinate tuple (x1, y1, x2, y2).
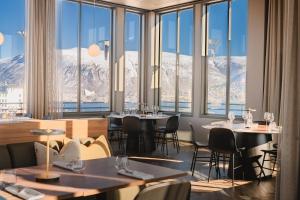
(108, 113, 124, 151)
(134, 180, 191, 200)
(155, 115, 180, 155)
(254, 121, 278, 177)
(123, 116, 144, 154)
(208, 128, 244, 186)
(189, 123, 210, 176)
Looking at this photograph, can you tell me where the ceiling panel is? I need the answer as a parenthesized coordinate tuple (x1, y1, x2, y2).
(101, 0, 196, 10)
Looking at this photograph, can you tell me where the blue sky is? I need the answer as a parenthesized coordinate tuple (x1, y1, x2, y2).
(0, 0, 25, 58)
(0, 0, 248, 58)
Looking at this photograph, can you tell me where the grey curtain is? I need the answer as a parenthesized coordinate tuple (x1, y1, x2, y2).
(25, 0, 62, 119)
(264, 0, 300, 199)
(262, 0, 283, 123)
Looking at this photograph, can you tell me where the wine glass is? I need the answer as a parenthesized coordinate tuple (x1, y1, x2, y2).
(264, 112, 270, 126)
(228, 111, 235, 124)
(269, 113, 274, 123)
(242, 111, 248, 127)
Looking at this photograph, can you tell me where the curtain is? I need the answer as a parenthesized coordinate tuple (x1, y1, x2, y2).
(276, 0, 300, 199)
(264, 0, 300, 199)
(25, 0, 62, 119)
(262, 0, 283, 123)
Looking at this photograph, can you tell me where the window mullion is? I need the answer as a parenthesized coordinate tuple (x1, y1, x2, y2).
(175, 11, 180, 113)
(226, 0, 232, 116)
(77, 2, 82, 113)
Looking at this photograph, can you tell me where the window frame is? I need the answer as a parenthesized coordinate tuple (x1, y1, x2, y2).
(123, 10, 143, 111)
(158, 7, 195, 115)
(61, 0, 114, 116)
(204, 0, 247, 117)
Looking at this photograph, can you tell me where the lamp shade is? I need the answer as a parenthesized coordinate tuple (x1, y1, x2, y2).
(88, 43, 100, 57)
(0, 32, 4, 45)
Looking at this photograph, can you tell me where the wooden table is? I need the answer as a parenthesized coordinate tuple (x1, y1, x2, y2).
(0, 157, 187, 200)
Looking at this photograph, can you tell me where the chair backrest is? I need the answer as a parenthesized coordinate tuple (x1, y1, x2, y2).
(208, 128, 238, 154)
(123, 116, 141, 135)
(109, 112, 123, 127)
(189, 123, 197, 144)
(166, 116, 179, 132)
(135, 180, 191, 200)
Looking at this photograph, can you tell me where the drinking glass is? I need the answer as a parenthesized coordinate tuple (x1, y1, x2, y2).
(228, 111, 235, 124)
(242, 112, 248, 127)
(2, 169, 17, 186)
(269, 113, 274, 123)
(115, 155, 129, 170)
(264, 112, 270, 126)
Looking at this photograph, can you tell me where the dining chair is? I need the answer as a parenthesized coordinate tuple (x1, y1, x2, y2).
(123, 116, 144, 154)
(155, 115, 180, 155)
(108, 112, 124, 151)
(189, 123, 210, 176)
(208, 128, 245, 186)
(134, 180, 191, 200)
(253, 121, 278, 178)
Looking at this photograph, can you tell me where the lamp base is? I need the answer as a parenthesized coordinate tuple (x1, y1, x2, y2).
(35, 173, 60, 183)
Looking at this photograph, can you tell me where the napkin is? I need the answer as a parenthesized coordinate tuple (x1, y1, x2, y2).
(118, 169, 154, 180)
(5, 185, 44, 200)
(53, 160, 84, 172)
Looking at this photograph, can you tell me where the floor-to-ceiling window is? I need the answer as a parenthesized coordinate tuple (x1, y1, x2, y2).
(160, 8, 194, 113)
(0, 0, 25, 114)
(124, 11, 141, 110)
(57, 0, 112, 113)
(205, 0, 247, 116)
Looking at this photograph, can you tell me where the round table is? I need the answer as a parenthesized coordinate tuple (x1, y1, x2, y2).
(202, 121, 281, 180)
(107, 114, 170, 153)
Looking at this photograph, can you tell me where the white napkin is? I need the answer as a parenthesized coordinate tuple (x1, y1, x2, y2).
(53, 160, 84, 172)
(118, 169, 154, 180)
(5, 185, 44, 200)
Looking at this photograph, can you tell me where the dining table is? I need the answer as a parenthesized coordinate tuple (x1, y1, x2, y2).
(0, 157, 187, 200)
(107, 114, 170, 153)
(202, 121, 281, 180)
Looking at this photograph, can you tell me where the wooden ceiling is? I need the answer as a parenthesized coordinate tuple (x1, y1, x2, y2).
(101, 0, 197, 10)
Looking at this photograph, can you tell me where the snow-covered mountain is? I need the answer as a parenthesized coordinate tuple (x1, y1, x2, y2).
(0, 49, 246, 106)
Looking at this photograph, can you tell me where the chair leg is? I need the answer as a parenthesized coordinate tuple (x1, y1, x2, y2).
(208, 152, 214, 182)
(259, 152, 267, 179)
(165, 135, 169, 155)
(223, 154, 226, 173)
(192, 147, 198, 176)
(271, 156, 277, 175)
(175, 131, 180, 153)
(190, 146, 197, 171)
(232, 154, 235, 187)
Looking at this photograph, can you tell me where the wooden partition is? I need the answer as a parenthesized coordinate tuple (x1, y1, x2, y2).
(0, 118, 108, 145)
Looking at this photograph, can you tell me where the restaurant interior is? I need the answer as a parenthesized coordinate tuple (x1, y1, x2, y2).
(0, 0, 299, 200)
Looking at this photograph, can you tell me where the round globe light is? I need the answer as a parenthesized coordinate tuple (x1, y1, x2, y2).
(0, 32, 4, 45)
(88, 43, 100, 57)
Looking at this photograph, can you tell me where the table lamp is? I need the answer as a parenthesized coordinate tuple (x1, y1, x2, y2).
(31, 129, 65, 182)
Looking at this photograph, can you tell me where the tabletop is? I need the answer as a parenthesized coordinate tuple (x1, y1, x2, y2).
(107, 114, 170, 120)
(203, 121, 281, 135)
(0, 157, 187, 200)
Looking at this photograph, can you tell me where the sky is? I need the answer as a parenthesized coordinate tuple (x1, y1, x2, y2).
(0, 0, 25, 58)
(0, 0, 248, 59)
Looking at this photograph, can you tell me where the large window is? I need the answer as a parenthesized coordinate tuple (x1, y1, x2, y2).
(160, 8, 194, 113)
(124, 11, 141, 110)
(0, 0, 25, 114)
(57, 0, 112, 113)
(205, 0, 247, 116)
